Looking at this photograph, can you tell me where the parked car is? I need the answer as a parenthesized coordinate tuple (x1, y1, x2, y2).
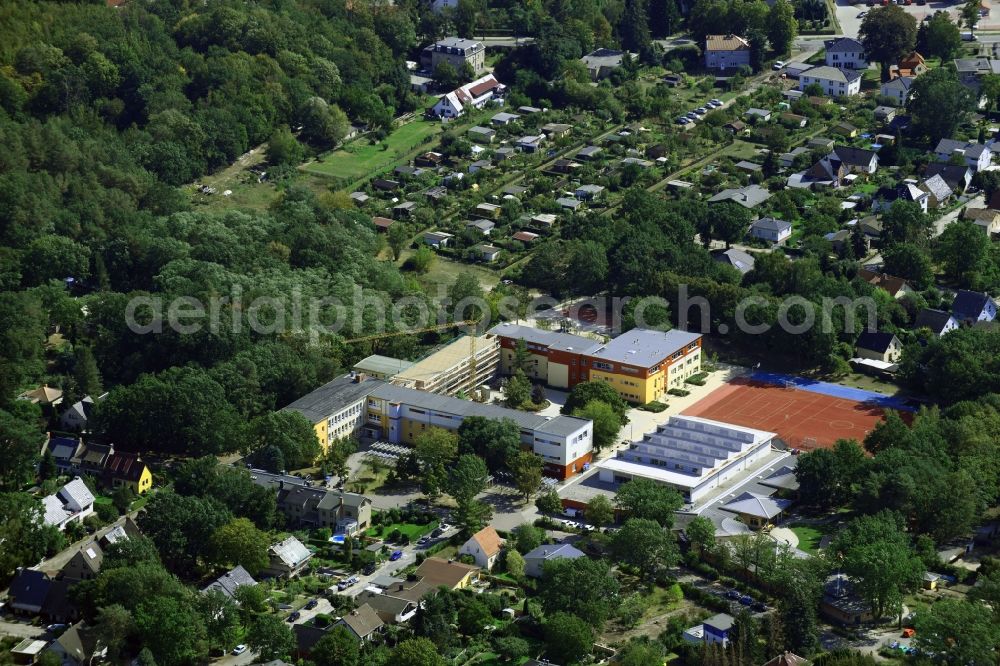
(337, 576, 358, 591)
(772, 60, 786, 70)
(417, 536, 430, 545)
(711, 98, 723, 106)
(46, 624, 68, 633)
(694, 107, 708, 115)
(232, 645, 248, 656)
(725, 590, 741, 600)
(305, 599, 318, 610)
(286, 611, 301, 622)
(740, 595, 754, 606)
(857, 10, 867, 17)
(677, 117, 691, 125)
(752, 601, 768, 612)
(362, 562, 378, 575)
(389, 550, 403, 561)
(431, 527, 444, 538)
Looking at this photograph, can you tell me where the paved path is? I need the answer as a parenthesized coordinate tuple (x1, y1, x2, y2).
(770, 526, 800, 548)
(0, 619, 46, 640)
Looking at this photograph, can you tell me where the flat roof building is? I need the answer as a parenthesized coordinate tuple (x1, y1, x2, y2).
(596, 416, 776, 503)
(489, 323, 703, 404)
(282, 374, 387, 451)
(391, 335, 499, 397)
(353, 355, 414, 380)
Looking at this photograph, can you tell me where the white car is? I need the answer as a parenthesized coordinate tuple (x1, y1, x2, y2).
(857, 10, 868, 17)
(232, 645, 248, 656)
(772, 60, 786, 70)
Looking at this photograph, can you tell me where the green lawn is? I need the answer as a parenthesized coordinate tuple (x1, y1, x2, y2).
(789, 523, 832, 554)
(366, 520, 438, 541)
(301, 120, 442, 182)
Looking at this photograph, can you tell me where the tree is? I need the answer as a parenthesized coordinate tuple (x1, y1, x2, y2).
(74, 345, 102, 397)
(511, 523, 545, 554)
(574, 400, 622, 453)
(882, 244, 933, 290)
(611, 518, 678, 579)
(768, 0, 798, 56)
(585, 494, 614, 527)
(299, 97, 348, 149)
(448, 272, 485, 323)
(935, 218, 996, 287)
(311, 625, 360, 666)
(881, 199, 932, 246)
(980, 73, 1000, 111)
(391, 638, 446, 666)
(323, 437, 357, 484)
(433, 61, 460, 90)
(414, 427, 459, 502)
(538, 557, 620, 627)
(562, 381, 630, 425)
(859, 6, 917, 80)
(961, 0, 981, 33)
(617, 640, 665, 666)
(457, 417, 521, 471)
(863, 410, 911, 455)
(908, 68, 974, 141)
(685, 516, 717, 555)
(503, 371, 531, 408)
(93, 604, 135, 660)
(0, 407, 45, 489)
(208, 518, 270, 576)
(536, 488, 562, 514)
(246, 614, 295, 661)
(197, 590, 241, 654)
(452, 496, 493, 536)
(619, 0, 652, 52)
(544, 612, 594, 664)
(494, 636, 530, 662)
(780, 584, 819, 656)
(913, 599, 1000, 665)
(410, 245, 436, 274)
(843, 540, 924, 622)
(614, 478, 683, 527)
(137, 491, 232, 574)
(505, 549, 526, 579)
(247, 410, 321, 470)
(924, 11, 962, 60)
(266, 127, 304, 167)
(510, 451, 544, 502)
(448, 454, 488, 504)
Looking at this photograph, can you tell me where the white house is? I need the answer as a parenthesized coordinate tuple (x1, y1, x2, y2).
(933, 139, 992, 172)
(799, 66, 863, 97)
(750, 217, 793, 244)
(458, 526, 504, 570)
(430, 74, 505, 119)
(523, 544, 586, 578)
(42, 478, 95, 531)
(705, 34, 751, 71)
(824, 37, 867, 70)
(952, 289, 998, 322)
(913, 309, 960, 337)
(881, 76, 915, 106)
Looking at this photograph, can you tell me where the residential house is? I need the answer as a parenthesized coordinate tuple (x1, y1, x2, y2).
(61, 542, 103, 582)
(720, 492, 792, 529)
(952, 289, 997, 322)
(334, 604, 384, 643)
(750, 217, 793, 244)
(708, 184, 772, 210)
(372, 217, 393, 232)
(581, 48, 627, 80)
(70, 443, 113, 477)
(575, 184, 605, 201)
(855, 331, 902, 363)
(262, 537, 313, 578)
(858, 268, 914, 300)
(393, 165, 424, 180)
(914, 308, 960, 337)
(715, 248, 756, 274)
(576, 145, 602, 160)
(355, 589, 419, 625)
(783, 63, 812, 79)
(872, 182, 929, 214)
(953, 57, 998, 91)
(924, 162, 972, 193)
(832, 145, 879, 175)
(705, 34, 751, 71)
(495, 146, 516, 161)
(258, 477, 372, 533)
(471, 243, 501, 262)
(824, 229, 853, 254)
(59, 394, 105, 432)
(744, 108, 772, 123)
(466, 219, 495, 235)
(421, 37, 485, 74)
(47, 623, 104, 666)
(516, 135, 544, 153)
(41, 436, 82, 474)
(858, 216, 884, 243)
(890, 51, 927, 78)
(99, 517, 140, 548)
(934, 138, 992, 171)
(799, 66, 863, 97)
(102, 451, 152, 494)
(42, 478, 94, 531)
(735, 160, 762, 173)
(8, 570, 52, 616)
(202, 565, 257, 601)
(779, 146, 810, 169)
(19, 385, 63, 407)
(920, 174, 954, 209)
(824, 37, 867, 70)
(423, 231, 454, 248)
(523, 544, 586, 578)
(541, 122, 573, 138)
(423, 186, 448, 202)
(467, 126, 496, 143)
(490, 112, 520, 126)
(458, 526, 504, 570)
(880, 76, 915, 106)
(621, 157, 654, 167)
(518, 105, 543, 114)
(965, 207, 1000, 235)
(808, 137, 835, 151)
(685, 613, 735, 646)
(430, 74, 505, 119)
(414, 152, 443, 168)
(413, 557, 479, 589)
(501, 184, 528, 197)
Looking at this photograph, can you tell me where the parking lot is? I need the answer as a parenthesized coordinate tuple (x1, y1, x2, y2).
(835, 0, 969, 38)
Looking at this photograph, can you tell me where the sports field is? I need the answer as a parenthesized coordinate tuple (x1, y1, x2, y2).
(682, 373, 912, 451)
(300, 120, 441, 182)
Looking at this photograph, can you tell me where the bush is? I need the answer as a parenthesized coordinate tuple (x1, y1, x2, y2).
(638, 401, 668, 412)
(668, 388, 691, 397)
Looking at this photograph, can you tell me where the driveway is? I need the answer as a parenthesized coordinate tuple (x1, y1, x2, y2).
(0, 618, 47, 640)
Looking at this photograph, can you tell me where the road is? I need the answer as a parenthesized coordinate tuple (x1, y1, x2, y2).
(0, 619, 46, 640)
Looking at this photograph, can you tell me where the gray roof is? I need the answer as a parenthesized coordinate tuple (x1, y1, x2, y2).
(337, 604, 384, 639)
(587, 329, 702, 369)
(720, 491, 792, 519)
(924, 162, 971, 189)
(856, 331, 898, 353)
(952, 289, 993, 320)
(524, 543, 586, 562)
(556, 197, 582, 209)
(824, 37, 863, 53)
(921, 174, 953, 201)
(577, 145, 602, 157)
(354, 355, 413, 377)
(735, 160, 762, 171)
(489, 322, 599, 353)
(59, 478, 94, 509)
(429, 36, 483, 52)
(203, 565, 257, 599)
(581, 48, 625, 68)
(467, 219, 496, 231)
(576, 184, 605, 194)
(833, 145, 878, 167)
(802, 65, 863, 83)
(709, 184, 771, 208)
(752, 217, 792, 233)
(368, 383, 591, 437)
(468, 125, 495, 135)
(281, 374, 387, 423)
(760, 465, 800, 491)
(270, 537, 311, 568)
(934, 138, 989, 160)
(716, 248, 756, 274)
(492, 112, 520, 122)
(914, 308, 956, 334)
(881, 76, 914, 94)
(704, 613, 735, 632)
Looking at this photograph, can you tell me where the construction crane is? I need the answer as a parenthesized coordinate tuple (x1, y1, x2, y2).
(342, 317, 486, 399)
